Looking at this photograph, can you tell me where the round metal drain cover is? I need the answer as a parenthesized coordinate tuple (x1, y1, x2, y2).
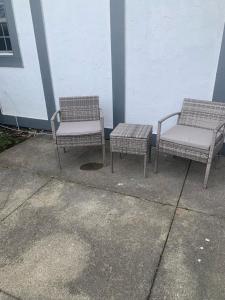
(80, 162, 103, 171)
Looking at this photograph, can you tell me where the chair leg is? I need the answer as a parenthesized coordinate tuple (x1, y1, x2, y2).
(144, 154, 148, 178)
(203, 157, 213, 189)
(56, 144, 62, 170)
(102, 143, 106, 166)
(111, 152, 114, 173)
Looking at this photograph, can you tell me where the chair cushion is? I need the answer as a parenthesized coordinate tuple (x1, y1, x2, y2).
(160, 125, 223, 150)
(56, 120, 101, 136)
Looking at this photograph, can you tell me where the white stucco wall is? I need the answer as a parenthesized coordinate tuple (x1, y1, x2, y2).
(126, 0, 225, 132)
(0, 0, 48, 120)
(42, 0, 113, 128)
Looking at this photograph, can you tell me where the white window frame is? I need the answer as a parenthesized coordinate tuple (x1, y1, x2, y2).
(0, 0, 23, 67)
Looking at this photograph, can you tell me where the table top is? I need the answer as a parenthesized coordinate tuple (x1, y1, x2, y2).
(110, 123, 152, 139)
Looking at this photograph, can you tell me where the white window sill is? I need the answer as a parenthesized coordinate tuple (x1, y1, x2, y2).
(0, 51, 13, 56)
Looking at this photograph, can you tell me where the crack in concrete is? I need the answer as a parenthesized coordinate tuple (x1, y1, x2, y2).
(146, 160, 192, 300)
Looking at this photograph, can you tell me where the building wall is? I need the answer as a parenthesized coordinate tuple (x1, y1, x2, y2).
(42, 0, 113, 128)
(126, 0, 225, 132)
(0, 0, 48, 120)
(0, 0, 225, 131)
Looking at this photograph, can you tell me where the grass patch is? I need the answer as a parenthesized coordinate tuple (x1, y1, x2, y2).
(0, 127, 31, 153)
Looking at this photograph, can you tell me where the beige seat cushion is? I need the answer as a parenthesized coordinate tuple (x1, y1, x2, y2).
(161, 125, 223, 150)
(56, 120, 101, 136)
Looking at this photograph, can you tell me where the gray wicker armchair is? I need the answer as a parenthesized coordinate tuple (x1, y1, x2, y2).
(155, 98, 225, 188)
(51, 96, 105, 168)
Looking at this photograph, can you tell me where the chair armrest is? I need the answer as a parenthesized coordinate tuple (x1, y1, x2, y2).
(156, 112, 181, 146)
(51, 110, 60, 122)
(158, 112, 181, 124)
(51, 110, 60, 140)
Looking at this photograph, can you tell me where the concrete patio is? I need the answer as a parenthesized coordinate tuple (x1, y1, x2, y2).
(0, 135, 225, 300)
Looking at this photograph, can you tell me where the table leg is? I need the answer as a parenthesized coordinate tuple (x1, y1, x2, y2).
(111, 152, 114, 173)
(144, 154, 147, 178)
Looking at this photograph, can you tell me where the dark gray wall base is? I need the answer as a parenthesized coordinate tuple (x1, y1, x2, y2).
(152, 133, 157, 147)
(0, 118, 224, 156)
(0, 115, 51, 130)
(105, 128, 112, 139)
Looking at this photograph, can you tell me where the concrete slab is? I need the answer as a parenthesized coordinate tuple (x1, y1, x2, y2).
(0, 167, 49, 221)
(0, 135, 62, 176)
(179, 159, 225, 216)
(0, 178, 174, 300)
(0, 135, 189, 205)
(150, 208, 225, 300)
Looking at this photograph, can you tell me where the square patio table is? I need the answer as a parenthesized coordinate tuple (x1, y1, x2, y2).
(110, 123, 153, 177)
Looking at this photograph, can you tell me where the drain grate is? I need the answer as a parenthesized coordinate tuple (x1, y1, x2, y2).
(80, 162, 103, 171)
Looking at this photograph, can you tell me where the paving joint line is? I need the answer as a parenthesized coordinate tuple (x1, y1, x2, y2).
(177, 205, 225, 221)
(146, 160, 191, 300)
(52, 175, 176, 208)
(0, 288, 21, 300)
(0, 178, 53, 223)
(0, 176, 17, 211)
(1, 163, 224, 220)
(0, 165, 176, 209)
(0, 164, 183, 213)
(0, 165, 52, 183)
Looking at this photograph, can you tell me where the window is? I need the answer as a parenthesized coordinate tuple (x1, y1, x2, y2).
(0, 0, 22, 67)
(0, 1, 12, 53)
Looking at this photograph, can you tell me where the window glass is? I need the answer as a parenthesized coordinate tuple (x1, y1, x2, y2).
(0, 37, 5, 50)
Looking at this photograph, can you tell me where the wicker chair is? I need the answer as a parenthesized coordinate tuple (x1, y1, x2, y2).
(155, 98, 225, 188)
(51, 96, 105, 168)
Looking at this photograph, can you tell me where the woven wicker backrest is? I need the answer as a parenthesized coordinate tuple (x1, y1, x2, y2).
(178, 98, 225, 130)
(59, 96, 100, 122)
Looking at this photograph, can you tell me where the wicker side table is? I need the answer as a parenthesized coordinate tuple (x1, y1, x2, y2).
(110, 123, 153, 177)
